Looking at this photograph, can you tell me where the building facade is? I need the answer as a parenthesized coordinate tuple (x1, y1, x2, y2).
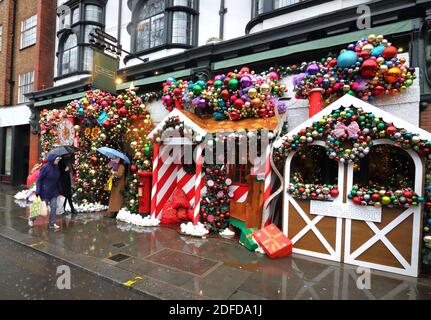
(27, 0, 431, 162)
(0, 0, 56, 185)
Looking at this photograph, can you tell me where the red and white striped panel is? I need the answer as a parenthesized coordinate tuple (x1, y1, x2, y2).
(229, 184, 248, 203)
(151, 144, 206, 222)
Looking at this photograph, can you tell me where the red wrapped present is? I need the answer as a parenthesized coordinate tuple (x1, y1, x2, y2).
(252, 224, 292, 259)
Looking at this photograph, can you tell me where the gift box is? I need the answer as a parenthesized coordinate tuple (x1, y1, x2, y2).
(252, 224, 292, 258)
(239, 228, 259, 251)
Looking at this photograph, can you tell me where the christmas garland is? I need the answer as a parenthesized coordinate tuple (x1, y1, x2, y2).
(273, 106, 431, 164)
(348, 185, 424, 208)
(287, 183, 339, 201)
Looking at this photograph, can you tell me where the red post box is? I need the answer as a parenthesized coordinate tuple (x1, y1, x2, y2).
(138, 171, 152, 215)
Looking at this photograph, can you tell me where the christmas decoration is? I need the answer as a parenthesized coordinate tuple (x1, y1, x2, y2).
(162, 67, 287, 121)
(200, 164, 232, 232)
(252, 224, 292, 258)
(423, 165, 431, 266)
(39, 89, 154, 212)
(239, 227, 259, 251)
(293, 34, 416, 103)
(273, 106, 431, 164)
(348, 185, 424, 208)
(287, 183, 339, 201)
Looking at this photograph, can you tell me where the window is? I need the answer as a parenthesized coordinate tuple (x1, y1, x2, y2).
(72, 8, 80, 24)
(172, 11, 193, 45)
(136, 0, 166, 51)
(353, 144, 415, 190)
(85, 5, 103, 23)
(274, 0, 301, 9)
(254, 0, 264, 16)
(59, 10, 71, 29)
(173, 0, 194, 8)
(0, 25, 2, 52)
(21, 15, 37, 49)
(290, 146, 338, 185)
(60, 34, 78, 75)
(18, 71, 34, 104)
(4, 127, 12, 175)
(132, 0, 198, 53)
(83, 47, 93, 71)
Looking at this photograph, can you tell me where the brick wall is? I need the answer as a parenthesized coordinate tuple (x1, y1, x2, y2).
(0, 0, 13, 106)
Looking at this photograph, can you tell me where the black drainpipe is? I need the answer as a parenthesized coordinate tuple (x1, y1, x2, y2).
(8, 0, 17, 106)
(219, 0, 227, 40)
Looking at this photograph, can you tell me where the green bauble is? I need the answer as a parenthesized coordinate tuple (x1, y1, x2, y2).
(228, 78, 239, 90)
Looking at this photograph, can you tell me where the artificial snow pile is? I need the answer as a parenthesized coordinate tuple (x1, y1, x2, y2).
(180, 222, 209, 237)
(74, 203, 108, 213)
(14, 186, 36, 202)
(116, 208, 160, 227)
(219, 228, 235, 237)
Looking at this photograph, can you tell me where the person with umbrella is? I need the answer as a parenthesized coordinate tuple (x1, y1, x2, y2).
(35, 154, 62, 230)
(49, 146, 78, 216)
(97, 147, 130, 218)
(59, 156, 77, 216)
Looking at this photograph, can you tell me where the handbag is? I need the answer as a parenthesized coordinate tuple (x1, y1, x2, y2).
(30, 196, 48, 219)
(104, 176, 113, 191)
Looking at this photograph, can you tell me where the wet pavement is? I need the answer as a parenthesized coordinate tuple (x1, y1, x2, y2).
(0, 237, 155, 300)
(1, 184, 431, 300)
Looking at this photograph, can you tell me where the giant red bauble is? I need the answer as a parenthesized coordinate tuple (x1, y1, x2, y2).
(330, 188, 339, 198)
(233, 99, 244, 110)
(130, 165, 138, 173)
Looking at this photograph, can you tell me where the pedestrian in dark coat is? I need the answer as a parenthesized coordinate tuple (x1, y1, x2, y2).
(59, 158, 77, 215)
(36, 153, 62, 230)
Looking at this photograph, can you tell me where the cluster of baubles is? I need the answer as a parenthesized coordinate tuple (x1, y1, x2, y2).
(287, 183, 339, 201)
(40, 89, 154, 209)
(293, 34, 416, 102)
(162, 67, 288, 121)
(348, 185, 424, 208)
(273, 107, 431, 164)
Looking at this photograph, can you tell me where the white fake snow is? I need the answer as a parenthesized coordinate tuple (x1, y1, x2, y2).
(180, 222, 209, 237)
(219, 228, 235, 237)
(74, 203, 108, 213)
(116, 208, 160, 227)
(14, 186, 36, 201)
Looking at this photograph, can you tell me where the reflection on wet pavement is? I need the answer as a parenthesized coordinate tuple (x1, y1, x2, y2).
(0, 237, 155, 300)
(1, 184, 431, 300)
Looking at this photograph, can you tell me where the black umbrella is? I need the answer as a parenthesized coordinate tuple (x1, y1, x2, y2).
(48, 146, 78, 157)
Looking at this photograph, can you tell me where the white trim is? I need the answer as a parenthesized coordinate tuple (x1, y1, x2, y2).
(148, 108, 208, 139)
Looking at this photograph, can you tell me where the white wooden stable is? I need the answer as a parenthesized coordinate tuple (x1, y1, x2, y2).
(275, 94, 431, 277)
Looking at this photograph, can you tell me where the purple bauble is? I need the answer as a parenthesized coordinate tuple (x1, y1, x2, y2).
(306, 63, 319, 75)
(240, 76, 252, 88)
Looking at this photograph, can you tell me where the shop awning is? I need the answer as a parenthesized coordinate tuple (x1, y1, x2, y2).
(0, 105, 31, 127)
(213, 20, 418, 70)
(34, 92, 86, 108)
